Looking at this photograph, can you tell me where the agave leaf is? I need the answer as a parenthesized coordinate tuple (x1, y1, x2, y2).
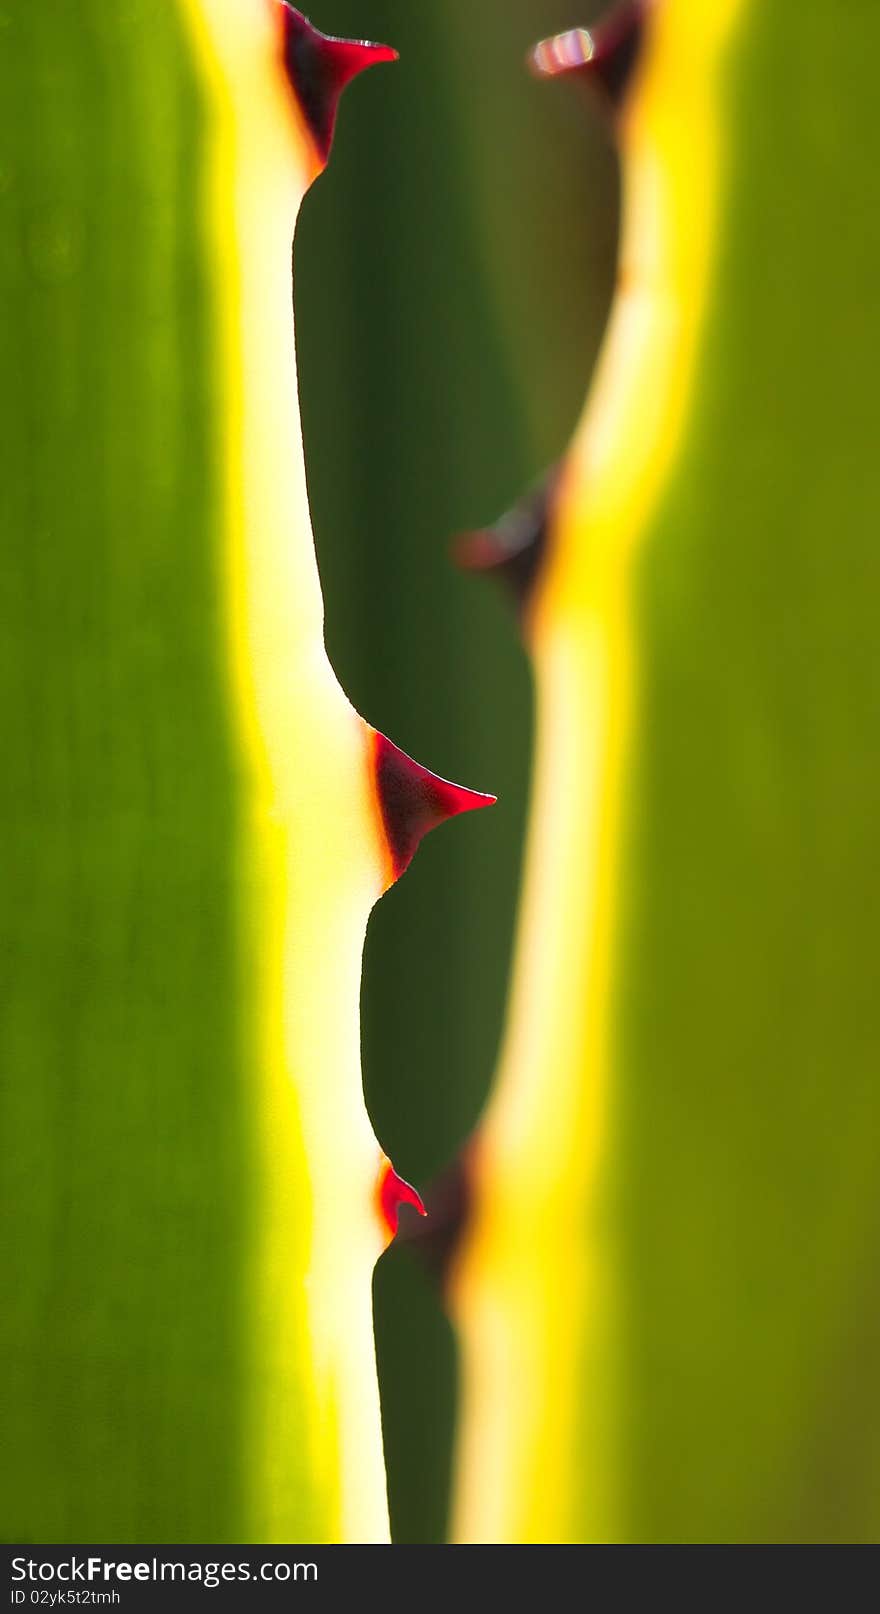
(0, 0, 491, 1544)
(452, 0, 880, 1543)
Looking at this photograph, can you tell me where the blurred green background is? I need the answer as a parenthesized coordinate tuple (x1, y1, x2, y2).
(295, 0, 616, 1542)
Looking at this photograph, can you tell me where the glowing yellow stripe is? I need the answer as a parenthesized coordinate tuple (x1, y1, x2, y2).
(179, 0, 389, 1543)
(451, 0, 749, 1543)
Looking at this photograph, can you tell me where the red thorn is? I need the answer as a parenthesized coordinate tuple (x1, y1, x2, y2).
(378, 1159, 427, 1243)
(279, 5, 398, 166)
(528, 2, 649, 111)
(396, 1146, 475, 1293)
(453, 527, 537, 610)
(453, 465, 560, 619)
(454, 530, 508, 574)
(372, 732, 496, 884)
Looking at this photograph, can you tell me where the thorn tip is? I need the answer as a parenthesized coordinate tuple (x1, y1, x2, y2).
(279, 4, 398, 166)
(378, 1159, 427, 1244)
(529, 2, 649, 112)
(454, 465, 560, 619)
(397, 1149, 474, 1291)
(372, 731, 496, 884)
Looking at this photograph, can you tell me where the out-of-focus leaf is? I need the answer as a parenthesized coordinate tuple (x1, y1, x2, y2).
(452, 0, 880, 1542)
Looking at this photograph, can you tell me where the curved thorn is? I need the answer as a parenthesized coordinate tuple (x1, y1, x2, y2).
(528, 1, 650, 114)
(378, 1158, 427, 1244)
(396, 1148, 473, 1293)
(279, 4, 398, 166)
(372, 731, 496, 886)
